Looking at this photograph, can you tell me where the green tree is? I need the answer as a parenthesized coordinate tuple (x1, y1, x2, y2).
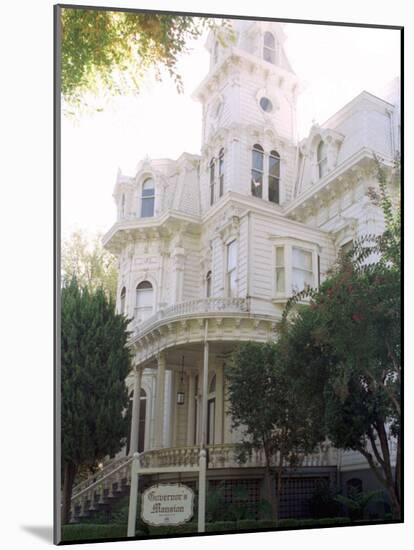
(62, 230, 118, 301)
(61, 277, 132, 524)
(279, 158, 401, 518)
(226, 342, 325, 520)
(60, 8, 233, 110)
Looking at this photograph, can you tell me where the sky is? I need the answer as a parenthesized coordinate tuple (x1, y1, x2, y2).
(61, 19, 400, 240)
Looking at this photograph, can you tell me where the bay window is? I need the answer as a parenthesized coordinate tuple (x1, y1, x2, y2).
(272, 238, 319, 299)
(292, 247, 314, 292)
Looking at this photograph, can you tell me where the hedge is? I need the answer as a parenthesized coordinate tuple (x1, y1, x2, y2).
(62, 517, 353, 540)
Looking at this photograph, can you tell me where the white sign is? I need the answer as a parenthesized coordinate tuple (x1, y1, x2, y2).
(141, 483, 194, 526)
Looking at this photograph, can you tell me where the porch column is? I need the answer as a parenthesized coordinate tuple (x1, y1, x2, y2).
(186, 371, 196, 446)
(129, 366, 142, 455)
(214, 363, 224, 444)
(154, 352, 166, 448)
(200, 321, 209, 447)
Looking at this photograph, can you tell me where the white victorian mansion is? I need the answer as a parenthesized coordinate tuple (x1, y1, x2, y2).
(74, 20, 400, 519)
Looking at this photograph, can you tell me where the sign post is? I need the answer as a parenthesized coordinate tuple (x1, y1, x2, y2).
(127, 449, 207, 537)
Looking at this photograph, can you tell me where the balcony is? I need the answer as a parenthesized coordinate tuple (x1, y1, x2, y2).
(133, 297, 250, 338)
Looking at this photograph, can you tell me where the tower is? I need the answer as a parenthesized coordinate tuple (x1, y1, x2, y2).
(193, 20, 299, 212)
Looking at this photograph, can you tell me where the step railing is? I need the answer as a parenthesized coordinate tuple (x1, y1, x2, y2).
(68, 442, 335, 521)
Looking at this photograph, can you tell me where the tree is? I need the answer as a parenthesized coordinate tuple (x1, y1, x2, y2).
(61, 277, 132, 524)
(226, 342, 325, 520)
(60, 8, 233, 110)
(62, 230, 118, 301)
(278, 158, 401, 518)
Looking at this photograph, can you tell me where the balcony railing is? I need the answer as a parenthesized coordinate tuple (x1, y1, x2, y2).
(133, 297, 249, 337)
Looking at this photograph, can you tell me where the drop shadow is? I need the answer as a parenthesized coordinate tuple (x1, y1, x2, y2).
(21, 525, 54, 543)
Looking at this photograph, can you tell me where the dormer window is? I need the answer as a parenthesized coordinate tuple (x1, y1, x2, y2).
(263, 32, 276, 64)
(141, 178, 155, 217)
(317, 140, 328, 179)
(251, 144, 264, 198)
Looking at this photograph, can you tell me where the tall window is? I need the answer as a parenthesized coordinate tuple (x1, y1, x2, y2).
(141, 178, 155, 217)
(251, 144, 264, 198)
(292, 247, 313, 292)
(226, 240, 237, 297)
(218, 148, 224, 197)
(135, 281, 154, 322)
(120, 286, 126, 315)
(269, 150, 280, 204)
(317, 140, 328, 179)
(263, 32, 276, 64)
(206, 270, 212, 298)
(209, 158, 215, 206)
(275, 247, 285, 294)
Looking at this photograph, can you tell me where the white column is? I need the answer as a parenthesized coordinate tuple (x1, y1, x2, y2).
(154, 353, 166, 448)
(186, 371, 196, 446)
(214, 364, 224, 444)
(129, 367, 142, 455)
(162, 369, 172, 447)
(197, 449, 207, 533)
(200, 321, 209, 447)
(127, 453, 140, 537)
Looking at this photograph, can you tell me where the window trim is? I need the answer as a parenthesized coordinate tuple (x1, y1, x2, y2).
(218, 148, 224, 198)
(251, 144, 282, 204)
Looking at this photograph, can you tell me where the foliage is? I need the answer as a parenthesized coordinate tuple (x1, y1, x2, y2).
(335, 489, 384, 521)
(278, 157, 401, 518)
(307, 480, 342, 519)
(61, 277, 132, 523)
(226, 342, 325, 519)
(60, 8, 234, 112)
(62, 230, 118, 301)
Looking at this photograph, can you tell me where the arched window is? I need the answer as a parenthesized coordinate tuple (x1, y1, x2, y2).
(317, 140, 328, 179)
(140, 178, 155, 218)
(218, 148, 224, 197)
(263, 32, 276, 64)
(121, 194, 126, 218)
(209, 158, 215, 206)
(251, 144, 264, 198)
(269, 150, 280, 204)
(120, 286, 126, 315)
(135, 281, 154, 322)
(206, 270, 212, 298)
